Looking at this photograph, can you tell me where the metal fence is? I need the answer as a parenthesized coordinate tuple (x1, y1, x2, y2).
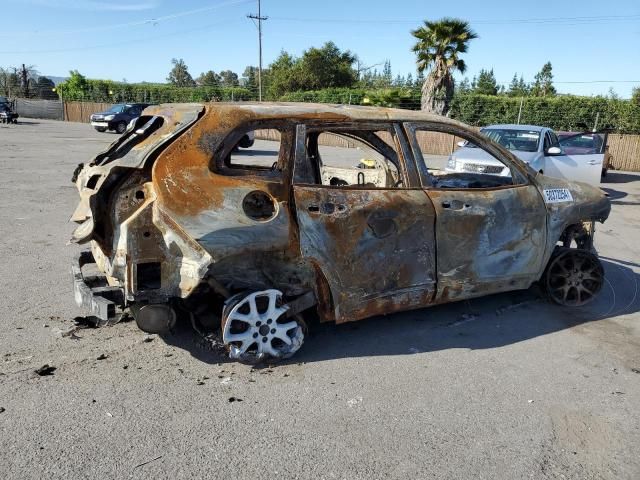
(14, 98, 63, 120)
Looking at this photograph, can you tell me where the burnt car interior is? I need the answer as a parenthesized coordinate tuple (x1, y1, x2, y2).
(301, 127, 402, 188)
(409, 126, 527, 189)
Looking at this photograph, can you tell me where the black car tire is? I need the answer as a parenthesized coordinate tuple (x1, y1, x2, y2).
(115, 121, 127, 134)
(95, 127, 107, 132)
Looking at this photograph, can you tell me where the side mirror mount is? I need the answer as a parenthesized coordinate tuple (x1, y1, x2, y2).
(457, 140, 467, 148)
(546, 146, 562, 156)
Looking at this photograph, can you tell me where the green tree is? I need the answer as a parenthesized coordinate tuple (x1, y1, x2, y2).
(474, 68, 498, 95)
(297, 42, 357, 90)
(507, 73, 529, 97)
(632, 86, 640, 105)
(531, 62, 556, 97)
(266, 51, 298, 97)
(381, 60, 392, 87)
(411, 17, 478, 114)
(167, 58, 195, 87)
(267, 43, 357, 97)
(242, 66, 258, 93)
(197, 70, 220, 86)
(58, 70, 89, 99)
(219, 70, 239, 87)
(457, 77, 471, 94)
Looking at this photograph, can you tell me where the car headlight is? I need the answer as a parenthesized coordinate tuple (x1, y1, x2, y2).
(104, 115, 115, 121)
(447, 156, 457, 170)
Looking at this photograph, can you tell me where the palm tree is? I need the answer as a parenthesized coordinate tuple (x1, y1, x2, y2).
(412, 18, 477, 115)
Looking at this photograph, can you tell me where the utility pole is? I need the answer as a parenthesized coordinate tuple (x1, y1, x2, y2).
(247, 0, 268, 101)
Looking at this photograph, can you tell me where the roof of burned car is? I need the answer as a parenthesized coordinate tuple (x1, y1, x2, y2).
(145, 101, 471, 127)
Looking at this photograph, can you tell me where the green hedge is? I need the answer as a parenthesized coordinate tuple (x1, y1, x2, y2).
(450, 94, 640, 133)
(57, 79, 640, 133)
(58, 79, 254, 103)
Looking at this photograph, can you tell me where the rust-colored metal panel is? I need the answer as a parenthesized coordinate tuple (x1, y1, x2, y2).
(293, 186, 437, 323)
(426, 185, 547, 303)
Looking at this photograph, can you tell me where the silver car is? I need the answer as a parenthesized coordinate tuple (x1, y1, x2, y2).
(447, 124, 604, 186)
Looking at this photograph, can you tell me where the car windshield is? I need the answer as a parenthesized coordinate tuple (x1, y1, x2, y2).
(478, 128, 541, 152)
(105, 104, 126, 114)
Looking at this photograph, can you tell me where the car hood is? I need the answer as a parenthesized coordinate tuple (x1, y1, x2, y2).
(455, 147, 538, 164)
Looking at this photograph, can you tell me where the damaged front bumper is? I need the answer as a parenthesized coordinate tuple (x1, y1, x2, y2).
(72, 250, 125, 324)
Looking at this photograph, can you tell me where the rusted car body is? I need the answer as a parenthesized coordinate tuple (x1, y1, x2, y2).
(71, 102, 611, 362)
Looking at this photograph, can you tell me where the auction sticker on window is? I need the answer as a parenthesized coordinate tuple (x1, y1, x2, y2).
(543, 188, 573, 203)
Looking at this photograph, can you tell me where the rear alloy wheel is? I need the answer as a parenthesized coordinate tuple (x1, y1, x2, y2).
(115, 121, 127, 134)
(544, 248, 604, 306)
(221, 289, 305, 363)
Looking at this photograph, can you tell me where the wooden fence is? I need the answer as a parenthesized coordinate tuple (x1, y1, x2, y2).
(59, 100, 640, 172)
(63, 101, 112, 123)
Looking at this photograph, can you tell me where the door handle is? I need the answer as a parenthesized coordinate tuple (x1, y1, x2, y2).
(441, 200, 467, 210)
(588, 160, 599, 165)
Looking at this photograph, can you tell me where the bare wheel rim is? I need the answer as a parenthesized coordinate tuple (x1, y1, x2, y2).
(222, 290, 304, 361)
(546, 250, 604, 306)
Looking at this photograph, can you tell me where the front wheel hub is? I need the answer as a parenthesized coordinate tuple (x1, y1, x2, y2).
(221, 289, 305, 363)
(544, 248, 604, 306)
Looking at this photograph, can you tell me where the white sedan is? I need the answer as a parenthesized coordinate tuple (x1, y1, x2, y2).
(447, 124, 605, 186)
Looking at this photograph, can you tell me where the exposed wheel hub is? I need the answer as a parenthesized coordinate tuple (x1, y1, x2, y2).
(222, 289, 305, 363)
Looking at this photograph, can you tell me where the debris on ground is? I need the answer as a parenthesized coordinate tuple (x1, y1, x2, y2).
(34, 364, 56, 376)
(631, 368, 640, 374)
(220, 377, 232, 385)
(142, 335, 155, 343)
(228, 397, 243, 403)
(0, 407, 5, 413)
(52, 325, 81, 340)
(347, 396, 363, 407)
(96, 354, 108, 360)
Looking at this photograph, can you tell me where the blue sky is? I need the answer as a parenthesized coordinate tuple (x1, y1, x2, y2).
(1, 0, 639, 97)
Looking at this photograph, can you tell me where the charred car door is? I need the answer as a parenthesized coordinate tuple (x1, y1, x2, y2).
(406, 122, 548, 303)
(292, 123, 437, 323)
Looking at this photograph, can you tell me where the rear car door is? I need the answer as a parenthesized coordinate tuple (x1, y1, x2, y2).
(291, 123, 437, 322)
(405, 122, 548, 302)
(545, 131, 603, 186)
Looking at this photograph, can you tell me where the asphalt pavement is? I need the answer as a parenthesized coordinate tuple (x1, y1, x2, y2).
(0, 119, 638, 479)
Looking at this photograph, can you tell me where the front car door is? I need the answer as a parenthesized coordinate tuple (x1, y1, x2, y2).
(544, 130, 603, 186)
(405, 122, 548, 303)
(291, 122, 437, 323)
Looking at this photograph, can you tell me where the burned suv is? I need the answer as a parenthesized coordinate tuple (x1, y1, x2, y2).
(90, 103, 150, 134)
(71, 103, 611, 363)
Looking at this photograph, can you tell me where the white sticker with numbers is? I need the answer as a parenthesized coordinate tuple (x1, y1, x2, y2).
(543, 188, 573, 203)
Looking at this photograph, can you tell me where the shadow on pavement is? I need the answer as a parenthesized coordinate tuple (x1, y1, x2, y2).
(602, 171, 640, 184)
(160, 258, 640, 365)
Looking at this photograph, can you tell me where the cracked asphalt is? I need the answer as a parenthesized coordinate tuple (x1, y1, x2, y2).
(1, 119, 639, 479)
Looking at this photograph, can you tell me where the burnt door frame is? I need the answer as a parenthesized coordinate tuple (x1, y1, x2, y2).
(404, 121, 548, 303)
(291, 122, 438, 323)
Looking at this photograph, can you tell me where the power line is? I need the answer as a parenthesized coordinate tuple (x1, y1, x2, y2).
(0, 0, 252, 37)
(268, 13, 640, 26)
(0, 19, 242, 54)
(247, 0, 268, 101)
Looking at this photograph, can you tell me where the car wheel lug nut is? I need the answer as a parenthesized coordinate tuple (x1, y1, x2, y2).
(271, 328, 276, 334)
(262, 337, 268, 342)
(253, 333, 258, 338)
